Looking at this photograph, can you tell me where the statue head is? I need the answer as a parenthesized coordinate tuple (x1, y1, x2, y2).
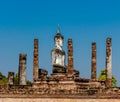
(54, 26, 64, 50)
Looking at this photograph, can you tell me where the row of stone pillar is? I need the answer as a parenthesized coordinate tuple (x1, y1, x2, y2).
(8, 54, 27, 85)
(32, 37, 112, 88)
(8, 37, 112, 88)
(67, 37, 112, 88)
(91, 38, 112, 88)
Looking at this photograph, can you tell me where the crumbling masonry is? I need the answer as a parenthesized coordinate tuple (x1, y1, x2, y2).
(8, 72, 14, 85)
(106, 38, 112, 88)
(0, 27, 119, 98)
(91, 42, 97, 80)
(68, 39, 74, 76)
(18, 54, 27, 85)
(33, 39, 39, 81)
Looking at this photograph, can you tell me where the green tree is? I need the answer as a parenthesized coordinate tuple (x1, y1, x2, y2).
(26, 80, 32, 85)
(98, 70, 117, 87)
(0, 72, 8, 84)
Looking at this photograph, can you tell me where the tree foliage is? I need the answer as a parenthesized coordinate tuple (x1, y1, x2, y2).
(98, 70, 117, 87)
(14, 73, 19, 85)
(26, 80, 32, 85)
(0, 72, 8, 84)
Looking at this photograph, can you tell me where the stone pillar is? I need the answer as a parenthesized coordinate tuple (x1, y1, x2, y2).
(68, 39, 74, 76)
(91, 42, 97, 80)
(106, 38, 112, 88)
(8, 72, 14, 85)
(33, 39, 39, 81)
(18, 54, 27, 85)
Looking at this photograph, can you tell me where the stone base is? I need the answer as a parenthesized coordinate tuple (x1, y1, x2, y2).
(51, 73, 67, 77)
(53, 64, 67, 73)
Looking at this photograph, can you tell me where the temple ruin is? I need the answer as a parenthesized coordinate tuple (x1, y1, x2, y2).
(0, 27, 120, 98)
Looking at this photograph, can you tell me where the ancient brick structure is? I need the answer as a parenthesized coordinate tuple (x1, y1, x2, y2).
(1, 28, 119, 99)
(68, 39, 74, 76)
(33, 39, 39, 81)
(18, 54, 27, 85)
(91, 42, 97, 80)
(8, 72, 14, 85)
(106, 38, 112, 88)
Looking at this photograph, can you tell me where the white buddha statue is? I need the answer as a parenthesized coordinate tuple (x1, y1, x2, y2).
(51, 26, 65, 67)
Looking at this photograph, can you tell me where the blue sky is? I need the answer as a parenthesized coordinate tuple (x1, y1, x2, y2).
(0, 0, 120, 86)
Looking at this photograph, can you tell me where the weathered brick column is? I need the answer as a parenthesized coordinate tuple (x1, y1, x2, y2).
(68, 39, 74, 76)
(91, 42, 97, 80)
(8, 72, 14, 85)
(33, 39, 39, 81)
(18, 54, 27, 85)
(106, 38, 112, 88)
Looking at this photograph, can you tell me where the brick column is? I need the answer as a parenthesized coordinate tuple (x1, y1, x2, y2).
(106, 38, 112, 88)
(8, 72, 14, 85)
(68, 39, 74, 76)
(18, 54, 27, 85)
(91, 42, 97, 80)
(33, 39, 39, 81)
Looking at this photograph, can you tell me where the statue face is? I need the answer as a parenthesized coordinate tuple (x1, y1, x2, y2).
(58, 38, 63, 46)
(55, 38, 63, 50)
